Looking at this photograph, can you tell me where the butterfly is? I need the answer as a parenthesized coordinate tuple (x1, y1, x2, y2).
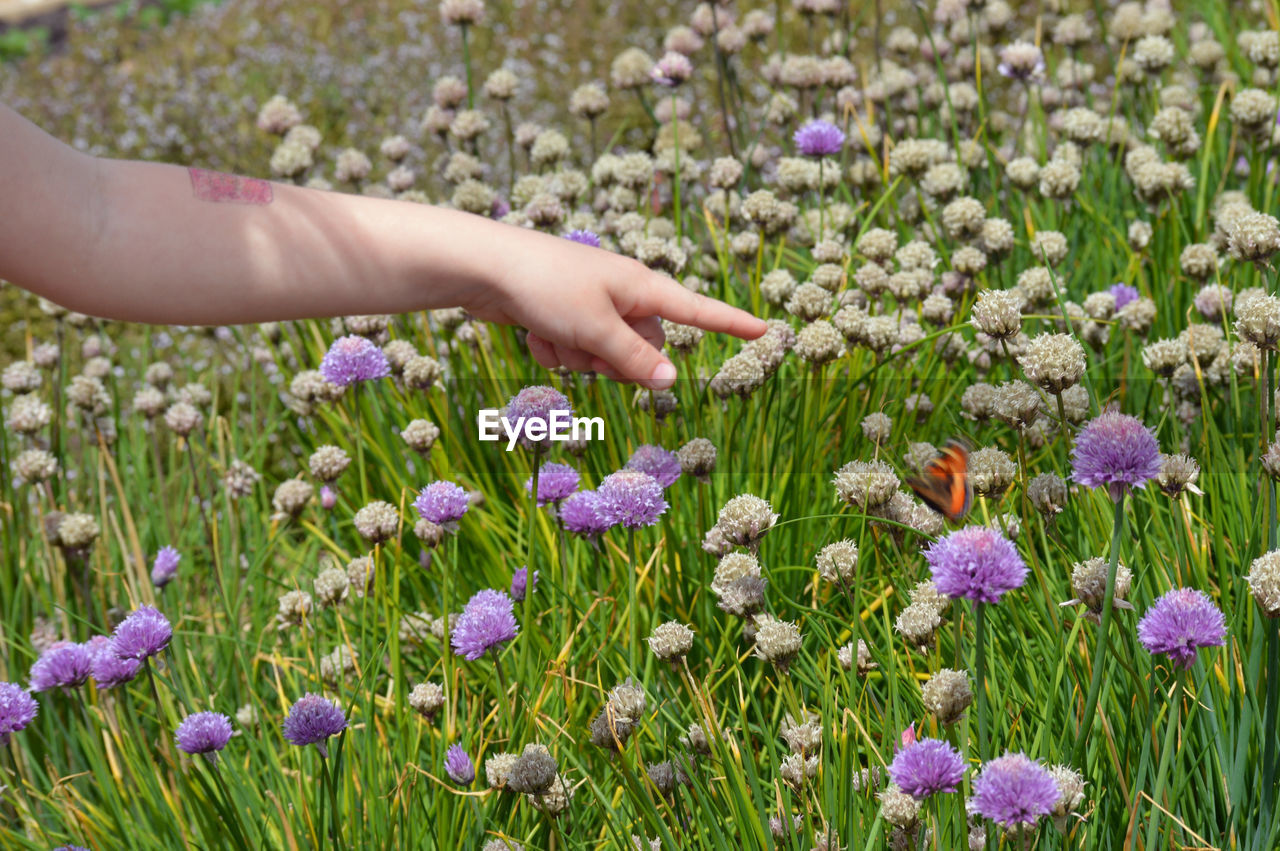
(906, 440, 972, 522)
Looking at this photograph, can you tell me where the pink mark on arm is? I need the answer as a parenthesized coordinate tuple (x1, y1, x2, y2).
(188, 167, 274, 205)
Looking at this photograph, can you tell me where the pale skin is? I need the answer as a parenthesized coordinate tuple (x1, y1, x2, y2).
(0, 102, 766, 389)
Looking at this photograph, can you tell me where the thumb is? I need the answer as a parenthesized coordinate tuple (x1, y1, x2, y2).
(586, 319, 678, 389)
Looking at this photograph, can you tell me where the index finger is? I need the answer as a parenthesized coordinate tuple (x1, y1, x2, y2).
(636, 276, 767, 340)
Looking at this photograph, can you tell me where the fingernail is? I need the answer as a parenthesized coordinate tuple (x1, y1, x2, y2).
(649, 361, 677, 389)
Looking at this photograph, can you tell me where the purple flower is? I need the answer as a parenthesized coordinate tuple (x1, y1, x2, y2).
(793, 119, 845, 157)
(491, 196, 511, 218)
(110, 605, 172, 661)
(53, 846, 89, 851)
(175, 711, 234, 756)
(595, 469, 668, 529)
(321, 485, 337, 510)
(970, 752, 1060, 828)
(650, 51, 693, 87)
(888, 738, 966, 799)
(0, 682, 38, 745)
(415, 480, 471, 526)
(525, 462, 581, 506)
(1071, 409, 1162, 501)
(560, 490, 613, 537)
(445, 743, 475, 784)
(151, 546, 181, 588)
(1137, 588, 1227, 669)
(1109, 283, 1140, 310)
(452, 589, 519, 660)
(626, 445, 682, 488)
(319, 335, 390, 387)
(29, 642, 93, 692)
(502, 385, 572, 449)
(511, 566, 538, 601)
(86, 635, 141, 689)
(565, 229, 601, 247)
(283, 693, 348, 756)
(924, 526, 1027, 604)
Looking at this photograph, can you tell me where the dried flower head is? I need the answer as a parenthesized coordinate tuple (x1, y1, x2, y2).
(753, 614, 802, 671)
(647, 621, 694, 663)
(921, 668, 973, 725)
(408, 682, 445, 719)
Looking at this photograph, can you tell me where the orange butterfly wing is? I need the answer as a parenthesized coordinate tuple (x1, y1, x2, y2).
(907, 441, 972, 521)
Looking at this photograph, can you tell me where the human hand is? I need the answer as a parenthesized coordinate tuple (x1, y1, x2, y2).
(462, 224, 767, 389)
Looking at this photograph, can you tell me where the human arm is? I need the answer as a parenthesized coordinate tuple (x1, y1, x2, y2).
(0, 102, 765, 388)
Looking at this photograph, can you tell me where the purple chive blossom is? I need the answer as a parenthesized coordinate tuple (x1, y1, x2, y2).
(29, 642, 93, 692)
(793, 119, 846, 157)
(452, 589, 519, 660)
(502, 385, 572, 450)
(52, 846, 89, 851)
(175, 712, 234, 756)
(560, 490, 613, 537)
(283, 693, 348, 756)
(86, 635, 141, 689)
(415, 480, 471, 526)
(0, 682, 38, 745)
(626, 445, 682, 488)
(525, 462, 581, 506)
(1071, 409, 1162, 502)
(1109, 283, 1140, 310)
(511, 566, 539, 602)
(650, 51, 693, 87)
(151, 546, 181, 589)
(110, 605, 172, 662)
(888, 738, 967, 799)
(565, 229, 601, 247)
(1137, 588, 1227, 669)
(595, 469, 668, 528)
(970, 752, 1060, 829)
(320, 485, 337, 510)
(923, 526, 1027, 604)
(445, 743, 475, 785)
(491, 196, 511, 218)
(319, 335, 390, 387)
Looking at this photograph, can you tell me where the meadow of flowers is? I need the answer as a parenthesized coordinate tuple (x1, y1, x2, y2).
(5, 0, 1280, 847)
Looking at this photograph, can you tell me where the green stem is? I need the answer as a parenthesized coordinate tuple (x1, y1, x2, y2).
(493, 655, 515, 740)
(318, 754, 330, 851)
(1143, 672, 1184, 851)
(1264, 346, 1280, 838)
(1262, 623, 1279, 834)
(521, 450, 541, 676)
(974, 600, 988, 762)
(818, 158, 825, 241)
(670, 93, 682, 243)
(460, 25, 474, 110)
(628, 526, 639, 673)
(208, 760, 253, 850)
(1071, 493, 1128, 766)
(353, 384, 368, 508)
(1269, 348, 1277, 550)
